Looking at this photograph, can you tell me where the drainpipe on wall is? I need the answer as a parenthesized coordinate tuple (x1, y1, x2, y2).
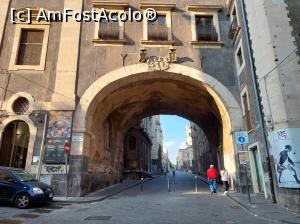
(36, 112, 48, 180)
(239, 0, 276, 203)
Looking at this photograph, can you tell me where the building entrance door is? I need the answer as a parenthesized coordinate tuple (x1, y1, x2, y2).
(250, 145, 264, 193)
(0, 121, 29, 168)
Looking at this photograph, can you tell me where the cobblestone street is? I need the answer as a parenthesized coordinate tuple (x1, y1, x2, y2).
(3, 172, 299, 224)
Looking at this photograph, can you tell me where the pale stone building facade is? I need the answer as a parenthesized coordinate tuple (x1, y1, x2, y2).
(227, 0, 300, 212)
(176, 147, 193, 171)
(190, 122, 212, 175)
(0, 0, 298, 212)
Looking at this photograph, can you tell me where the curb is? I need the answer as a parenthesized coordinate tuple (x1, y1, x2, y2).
(197, 176, 285, 223)
(51, 176, 159, 204)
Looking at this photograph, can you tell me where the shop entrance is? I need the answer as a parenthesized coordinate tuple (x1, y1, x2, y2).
(0, 121, 29, 168)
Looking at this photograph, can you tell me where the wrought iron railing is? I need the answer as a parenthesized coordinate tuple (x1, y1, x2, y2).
(98, 23, 119, 40)
(196, 25, 218, 41)
(148, 24, 168, 41)
(228, 16, 239, 39)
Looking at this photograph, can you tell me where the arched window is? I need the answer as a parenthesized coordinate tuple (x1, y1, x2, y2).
(128, 136, 136, 151)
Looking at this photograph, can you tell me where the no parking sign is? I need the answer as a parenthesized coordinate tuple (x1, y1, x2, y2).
(234, 131, 249, 145)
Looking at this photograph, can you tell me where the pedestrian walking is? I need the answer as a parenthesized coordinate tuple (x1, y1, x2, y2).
(220, 167, 229, 194)
(207, 164, 218, 194)
(172, 169, 175, 177)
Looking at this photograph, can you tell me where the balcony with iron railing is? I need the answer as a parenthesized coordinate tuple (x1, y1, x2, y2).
(196, 25, 219, 41)
(148, 24, 168, 41)
(228, 16, 240, 41)
(98, 23, 120, 40)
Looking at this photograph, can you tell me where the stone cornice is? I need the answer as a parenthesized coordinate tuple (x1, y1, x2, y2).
(140, 3, 176, 11)
(191, 41, 224, 47)
(92, 1, 128, 10)
(141, 40, 175, 46)
(187, 5, 223, 12)
(92, 39, 126, 45)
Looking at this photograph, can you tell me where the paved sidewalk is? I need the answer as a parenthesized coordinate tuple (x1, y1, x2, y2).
(197, 175, 300, 223)
(227, 193, 300, 224)
(53, 178, 153, 203)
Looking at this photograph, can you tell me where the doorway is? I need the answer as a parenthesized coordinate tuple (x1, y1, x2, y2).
(0, 121, 30, 168)
(249, 144, 265, 193)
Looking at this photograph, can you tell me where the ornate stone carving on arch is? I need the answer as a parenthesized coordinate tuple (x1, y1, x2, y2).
(0, 115, 37, 171)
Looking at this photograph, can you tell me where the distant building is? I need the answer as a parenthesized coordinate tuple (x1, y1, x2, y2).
(176, 147, 193, 171)
(190, 122, 217, 176)
(162, 146, 169, 172)
(148, 116, 163, 174)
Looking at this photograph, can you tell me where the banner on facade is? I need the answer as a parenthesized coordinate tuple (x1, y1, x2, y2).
(44, 111, 73, 164)
(269, 128, 300, 188)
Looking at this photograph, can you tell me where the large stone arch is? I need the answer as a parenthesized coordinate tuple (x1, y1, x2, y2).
(70, 63, 243, 196)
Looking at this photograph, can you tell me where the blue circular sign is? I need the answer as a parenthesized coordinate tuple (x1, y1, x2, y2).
(238, 136, 246, 143)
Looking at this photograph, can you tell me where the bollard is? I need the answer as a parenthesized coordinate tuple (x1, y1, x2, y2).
(141, 177, 144, 192)
(195, 176, 198, 193)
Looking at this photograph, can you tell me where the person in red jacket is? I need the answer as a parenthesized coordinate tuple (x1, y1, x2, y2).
(207, 164, 218, 194)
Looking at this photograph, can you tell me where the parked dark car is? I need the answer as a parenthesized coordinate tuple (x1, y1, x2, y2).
(0, 166, 53, 208)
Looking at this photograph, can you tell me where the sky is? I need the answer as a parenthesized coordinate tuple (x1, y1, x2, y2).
(160, 115, 189, 164)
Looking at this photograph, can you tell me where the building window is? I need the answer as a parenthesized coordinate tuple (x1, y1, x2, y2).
(237, 48, 243, 67)
(17, 29, 44, 65)
(92, 2, 127, 46)
(129, 136, 137, 151)
(98, 15, 120, 40)
(228, 2, 241, 42)
(241, 86, 252, 131)
(235, 41, 245, 75)
(12, 97, 30, 115)
(140, 3, 175, 46)
(188, 5, 223, 48)
(9, 10, 50, 71)
(148, 15, 168, 41)
(195, 15, 218, 41)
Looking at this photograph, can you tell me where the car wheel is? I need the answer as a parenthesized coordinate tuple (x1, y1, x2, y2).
(14, 193, 31, 209)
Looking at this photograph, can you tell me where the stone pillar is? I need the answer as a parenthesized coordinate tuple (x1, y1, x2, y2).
(0, 0, 9, 48)
(51, 0, 83, 110)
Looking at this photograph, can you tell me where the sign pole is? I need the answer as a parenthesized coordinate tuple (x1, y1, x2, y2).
(242, 144, 252, 205)
(64, 142, 71, 199)
(65, 154, 68, 199)
(235, 131, 251, 205)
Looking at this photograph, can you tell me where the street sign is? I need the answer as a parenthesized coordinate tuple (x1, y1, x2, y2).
(234, 131, 249, 144)
(239, 152, 250, 165)
(64, 142, 71, 155)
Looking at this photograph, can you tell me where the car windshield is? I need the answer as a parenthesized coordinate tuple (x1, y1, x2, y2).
(12, 170, 37, 182)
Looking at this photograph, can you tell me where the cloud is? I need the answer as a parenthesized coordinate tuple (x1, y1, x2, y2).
(164, 141, 176, 148)
(179, 141, 186, 149)
(163, 141, 188, 164)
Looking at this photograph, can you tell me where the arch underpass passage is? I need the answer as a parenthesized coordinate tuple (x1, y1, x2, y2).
(69, 64, 243, 196)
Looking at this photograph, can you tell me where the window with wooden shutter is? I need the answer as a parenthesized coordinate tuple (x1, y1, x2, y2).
(17, 29, 44, 65)
(98, 16, 120, 40)
(195, 15, 218, 41)
(242, 92, 252, 131)
(148, 15, 168, 41)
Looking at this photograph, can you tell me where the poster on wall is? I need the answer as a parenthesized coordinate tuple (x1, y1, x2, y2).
(269, 128, 300, 188)
(44, 111, 73, 164)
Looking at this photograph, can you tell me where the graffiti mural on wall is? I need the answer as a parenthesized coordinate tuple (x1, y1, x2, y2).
(269, 128, 300, 188)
